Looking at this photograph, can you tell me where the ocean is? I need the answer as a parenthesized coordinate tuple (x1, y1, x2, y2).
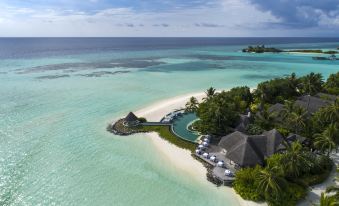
(0, 37, 339, 206)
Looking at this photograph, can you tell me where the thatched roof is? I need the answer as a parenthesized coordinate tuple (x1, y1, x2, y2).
(262, 129, 284, 156)
(268, 93, 337, 116)
(286, 134, 307, 144)
(218, 129, 283, 167)
(295, 95, 332, 114)
(125, 112, 138, 122)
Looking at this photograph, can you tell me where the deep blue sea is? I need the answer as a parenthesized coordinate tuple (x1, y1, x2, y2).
(0, 38, 338, 206)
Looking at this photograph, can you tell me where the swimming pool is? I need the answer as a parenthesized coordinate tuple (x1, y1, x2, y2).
(172, 113, 200, 142)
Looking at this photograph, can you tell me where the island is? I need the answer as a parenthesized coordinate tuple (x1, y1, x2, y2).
(242, 45, 338, 56)
(109, 71, 339, 206)
(242, 45, 283, 53)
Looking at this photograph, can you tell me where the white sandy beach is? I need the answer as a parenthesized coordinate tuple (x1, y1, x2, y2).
(136, 91, 206, 122)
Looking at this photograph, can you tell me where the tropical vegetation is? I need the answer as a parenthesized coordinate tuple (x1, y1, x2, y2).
(186, 71, 339, 206)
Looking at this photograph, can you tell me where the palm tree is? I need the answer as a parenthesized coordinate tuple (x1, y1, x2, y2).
(300, 72, 324, 95)
(326, 185, 339, 199)
(279, 100, 295, 120)
(322, 99, 339, 124)
(281, 142, 312, 177)
(285, 106, 307, 134)
(287, 72, 299, 93)
(314, 124, 338, 156)
(318, 192, 338, 206)
(257, 165, 286, 195)
(185, 97, 199, 112)
(256, 84, 269, 110)
(203, 87, 216, 102)
(255, 107, 275, 130)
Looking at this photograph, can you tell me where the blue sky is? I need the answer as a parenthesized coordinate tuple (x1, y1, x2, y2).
(0, 0, 338, 37)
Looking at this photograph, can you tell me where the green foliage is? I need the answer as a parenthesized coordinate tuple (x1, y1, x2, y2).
(254, 73, 300, 105)
(233, 166, 264, 201)
(311, 99, 339, 135)
(299, 72, 324, 95)
(185, 96, 199, 112)
(265, 182, 307, 206)
(281, 142, 313, 178)
(314, 124, 339, 156)
(203, 87, 216, 101)
(276, 127, 290, 137)
(319, 192, 338, 206)
(228, 86, 253, 112)
(246, 123, 264, 135)
(138, 117, 147, 123)
(254, 106, 275, 130)
(196, 90, 240, 135)
(137, 125, 196, 152)
(242, 45, 283, 53)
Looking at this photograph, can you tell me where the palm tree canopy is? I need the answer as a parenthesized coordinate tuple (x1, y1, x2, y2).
(257, 165, 286, 195)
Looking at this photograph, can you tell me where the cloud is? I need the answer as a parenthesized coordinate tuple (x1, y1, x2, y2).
(0, 0, 337, 37)
(195, 23, 224, 27)
(248, 0, 339, 28)
(152, 23, 169, 27)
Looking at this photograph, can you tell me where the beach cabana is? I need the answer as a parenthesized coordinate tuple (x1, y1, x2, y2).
(123, 112, 140, 127)
(217, 161, 224, 167)
(209, 155, 216, 162)
(202, 142, 209, 147)
(202, 153, 209, 158)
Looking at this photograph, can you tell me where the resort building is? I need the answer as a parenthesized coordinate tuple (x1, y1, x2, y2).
(123, 112, 139, 127)
(218, 129, 284, 167)
(268, 93, 337, 116)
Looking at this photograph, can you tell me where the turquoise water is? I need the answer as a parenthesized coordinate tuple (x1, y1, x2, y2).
(172, 113, 199, 142)
(1, 38, 339, 206)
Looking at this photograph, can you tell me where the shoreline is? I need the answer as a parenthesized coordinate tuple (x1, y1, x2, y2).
(135, 90, 265, 206)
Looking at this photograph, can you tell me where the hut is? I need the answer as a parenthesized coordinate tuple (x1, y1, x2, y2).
(123, 112, 140, 127)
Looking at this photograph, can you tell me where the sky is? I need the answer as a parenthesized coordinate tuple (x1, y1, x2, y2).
(0, 0, 338, 37)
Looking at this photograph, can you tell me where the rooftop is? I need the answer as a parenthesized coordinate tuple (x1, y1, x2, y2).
(218, 129, 284, 167)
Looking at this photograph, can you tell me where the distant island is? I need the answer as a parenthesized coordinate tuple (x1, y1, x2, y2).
(109, 71, 339, 206)
(242, 45, 283, 53)
(242, 45, 338, 55)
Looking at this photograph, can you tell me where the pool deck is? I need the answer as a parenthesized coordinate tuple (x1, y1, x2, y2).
(195, 144, 236, 185)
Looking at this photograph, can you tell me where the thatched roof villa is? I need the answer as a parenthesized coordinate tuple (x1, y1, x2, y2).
(218, 129, 284, 167)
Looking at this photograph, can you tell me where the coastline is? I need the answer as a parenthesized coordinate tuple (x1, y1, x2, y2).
(135, 91, 266, 206)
